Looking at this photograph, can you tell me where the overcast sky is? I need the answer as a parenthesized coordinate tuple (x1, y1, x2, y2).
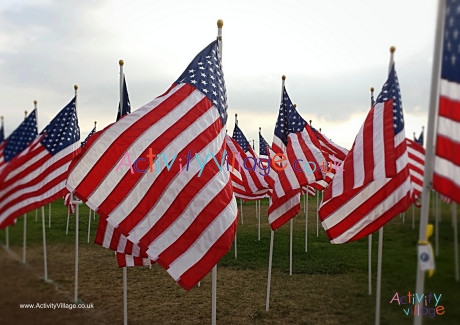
(0, 0, 437, 149)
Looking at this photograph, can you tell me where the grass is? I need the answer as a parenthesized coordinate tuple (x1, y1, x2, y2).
(1, 194, 459, 324)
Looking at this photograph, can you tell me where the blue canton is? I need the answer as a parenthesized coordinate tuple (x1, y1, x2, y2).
(40, 97, 80, 156)
(175, 40, 228, 125)
(274, 87, 306, 146)
(375, 63, 404, 135)
(4, 110, 38, 162)
(232, 124, 250, 152)
(259, 132, 271, 156)
(442, 0, 460, 82)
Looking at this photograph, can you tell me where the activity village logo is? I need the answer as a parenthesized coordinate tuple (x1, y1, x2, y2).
(389, 291, 445, 319)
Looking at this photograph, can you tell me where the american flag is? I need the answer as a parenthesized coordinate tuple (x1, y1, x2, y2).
(405, 138, 425, 202)
(228, 124, 271, 200)
(66, 40, 238, 290)
(0, 110, 38, 176)
(310, 126, 348, 163)
(268, 86, 328, 230)
(0, 117, 4, 143)
(0, 98, 80, 228)
(116, 74, 131, 121)
(81, 124, 96, 148)
(259, 131, 271, 157)
(318, 63, 412, 244)
(414, 128, 424, 146)
(432, 0, 460, 204)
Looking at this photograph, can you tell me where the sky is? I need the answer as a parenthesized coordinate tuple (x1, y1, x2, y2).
(0, 0, 438, 150)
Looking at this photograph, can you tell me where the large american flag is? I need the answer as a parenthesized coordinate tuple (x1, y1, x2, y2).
(432, 0, 460, 204)
(268, 86, 328, 230)
(406, 138, 425, 202)
(228, 124, 271, 200)
(0, 98, 80, 228)
(318, 63, 412, 244)
(66, 40, 238, 290)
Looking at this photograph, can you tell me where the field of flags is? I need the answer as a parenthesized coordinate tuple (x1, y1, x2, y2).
(1, 1, 460, 324)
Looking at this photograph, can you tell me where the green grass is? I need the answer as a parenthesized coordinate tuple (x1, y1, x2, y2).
(1, 195, 459, 324)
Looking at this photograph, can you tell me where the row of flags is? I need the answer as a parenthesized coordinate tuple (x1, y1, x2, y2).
(1, 4, 458, 291)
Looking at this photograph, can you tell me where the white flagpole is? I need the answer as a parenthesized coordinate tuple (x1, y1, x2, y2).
(22, 213, 27, 263)
(415, 3, 446, 324)
(5, 226, 9, 249)
(211, 19, 224, 325)
(87, 208, 92, 244)
(305, 193, 308, 252)
(266, 229, 274, 311)
(48, 203, 51, 228)
(41, 205, 48, 281)
(435, 192, 439, 256)
(73, 84, 81, 304)
(234, 230, 237, 259)
(258, 200, 261, 241)
(66, 208, 71, 234)
(316, 190, 319, 237)
(412, 204, 415, 230)
(123, 267, 128, 325)
(368, 87, 374, 296)
(453, 203, 459, 281)
(240, 198, 244, 225)
(289, 218, 293, 276)
(375, 45, 396, 325)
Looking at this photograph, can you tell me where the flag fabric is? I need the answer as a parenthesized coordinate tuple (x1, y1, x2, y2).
(268, 86, 329, 230)
(81, 125, 96, 148)
(432, 0, 460, 204)
(405, 138, 425, 202)
(228, 124, 271, 200)
(259, 131, 271, 157)
(310, 127, 349, 163)
(0, 98, 80, 228)
(319, 63, 412, 244)
(116, 74, 131, 121)
(66, 40, 238, 290)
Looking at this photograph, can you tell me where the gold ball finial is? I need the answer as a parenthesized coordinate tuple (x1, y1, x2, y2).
(74, 84, 78, 90)
(24, 110, 28, 115)
(282, 75, 286, 80)
(119, 59, 124, 66)
(370, 87, 374, 92)
(1, 116, 3, 121)
(34, 100, 37, 105)
(390, 46, 396, 53)
(217, 19, 223, 28)
(293, 104, 297, 108)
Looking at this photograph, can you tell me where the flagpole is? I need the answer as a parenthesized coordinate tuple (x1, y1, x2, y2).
(22, 107, 31, 264)
(41, 205, 48, 281)
(453, 203, 459, 281)
(415, 2, 446, 324)
(289, 218, 293, 276)
(375, 45, 396, 325)
(305, 193, 308, 252)
(211, 19, 223, 325)
(123, 266, 128, 325)
(87, 121, 96, 244)
(435, 192, 439, 256)
(316, 190, 319, 237)
(48, 203, 51, 228)
(119, 59, 124, 120)
(368, 87, 374, 296)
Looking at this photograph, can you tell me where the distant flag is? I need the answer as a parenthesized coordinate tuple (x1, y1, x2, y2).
(268, 78, 329, 230)
(414, 127, 424, 146)
(66, 40, 238, 290)
(319, 63, 412, 244)
(259, 129, 271, 157)
(310, 124, 348, 163)
(432, 0, 460, 204)
(0, 116, 4, 143)
(116, 62, 131, 121)
(81, 121, 97, 148)
(370, 87, 375, 107)
(405, 138, 425, 203)
(0, 94, 80, 228)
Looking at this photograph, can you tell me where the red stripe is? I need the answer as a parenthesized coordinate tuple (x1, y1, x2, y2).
(362, 108, 375, 185)
(439, 96, 460, 122)
(435, 135, 460, 166)
(433, 173, 460, 204)
(383, 100, 397, 176)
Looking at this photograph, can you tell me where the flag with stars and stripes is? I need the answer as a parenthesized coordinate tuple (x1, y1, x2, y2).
(226, 124, 271, 200)
(414, 128, 424, 146)
(0, 118, 4, 143)
(0, 98, 80, 228)
(433, 0, 460, 204)
(319, 63, 412, 244)
(268, 86, 329, 230)
(116, 74, 131, 121)
(81, 125, 96, 148)
(66, 40, 238, 290)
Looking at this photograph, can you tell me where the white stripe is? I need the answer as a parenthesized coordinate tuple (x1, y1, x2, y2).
(268, 193, 300, 225)
(167, 200, 237, 281)
(440, 78, 460, 101)
(434, 155, 460, 186)
(436, 115, 460, 142)
(102, 223, 115, 248)
(353, 123, 365, 188)
(87, 89, 206, 208)
(328, 177, 412, 244)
